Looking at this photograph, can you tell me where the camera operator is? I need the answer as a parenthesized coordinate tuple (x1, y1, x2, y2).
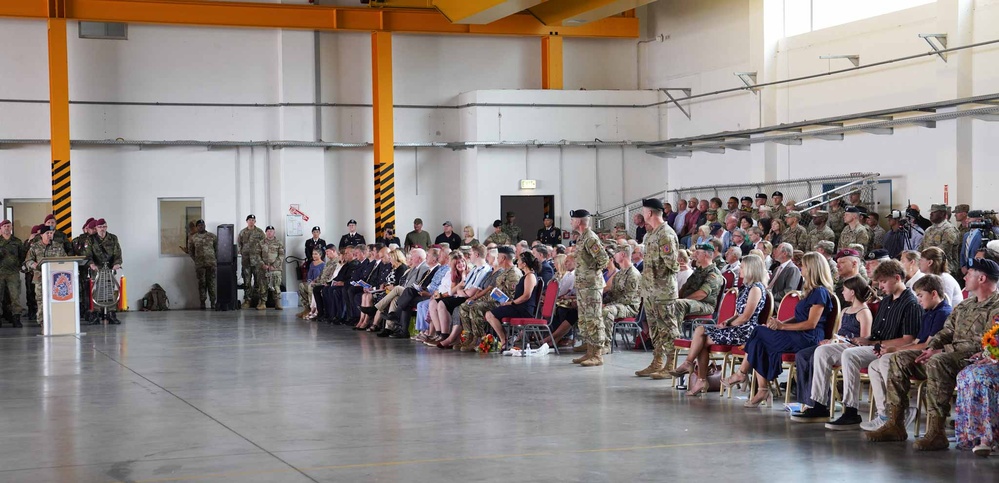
(883, 209, 925, 260)
(907, 204, 932, 231)
(960, 210, 999, 273)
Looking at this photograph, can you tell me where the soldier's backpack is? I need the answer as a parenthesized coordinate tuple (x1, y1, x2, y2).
(141, 284, 170, 311)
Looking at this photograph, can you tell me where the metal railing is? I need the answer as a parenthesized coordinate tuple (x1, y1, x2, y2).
(595, 172, 881, 237)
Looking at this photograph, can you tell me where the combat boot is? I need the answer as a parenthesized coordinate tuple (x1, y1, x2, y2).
(580, 347, 603, 367)
(573, 344, 588, 353)
(635, 352, 665, 377)
(864, 405, 908, 443)
(913, 414, 950, 451)
(12, 315, 23, 328)
(649, 365, 673, 380)
(200, 300, 207, 310)
(257, 300, 266, 310)
(572, 344, 593, 364)
(275, 300, 283, 310)
(242, 299, 251, 309)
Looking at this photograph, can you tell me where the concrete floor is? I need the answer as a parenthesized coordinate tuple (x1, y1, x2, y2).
(0, 311, 995, 483)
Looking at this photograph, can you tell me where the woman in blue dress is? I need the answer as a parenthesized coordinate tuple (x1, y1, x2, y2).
(723, 252, 835, 407)
(669, 254, 769, 396)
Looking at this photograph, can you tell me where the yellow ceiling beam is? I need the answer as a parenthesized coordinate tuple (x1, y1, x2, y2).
(432, 0, 548, 25)
(529, 0, 657, 26)
(0, 0, 638, 38)
(366, 0, 434, 8)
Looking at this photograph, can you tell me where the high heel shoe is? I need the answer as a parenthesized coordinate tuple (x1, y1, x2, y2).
(744, 389, 773, 408)
(685, 377, 708, 397)
(669, 360, 694, 377)
(722, 371, 748, 390)
(366, 325, 381, 332)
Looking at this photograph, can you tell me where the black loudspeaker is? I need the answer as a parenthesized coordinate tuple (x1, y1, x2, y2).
(216, 224, 238, 311)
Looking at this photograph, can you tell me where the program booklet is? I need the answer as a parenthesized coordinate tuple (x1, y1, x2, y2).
(490, 288, 510, 304)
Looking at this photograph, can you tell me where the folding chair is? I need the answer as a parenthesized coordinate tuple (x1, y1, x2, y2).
(725, 290, 773, 398)
(773, 293, 840, 406)
(670, 288, 739, 389)
(507, 279, 559, 354)
(612, 302, 647, 352)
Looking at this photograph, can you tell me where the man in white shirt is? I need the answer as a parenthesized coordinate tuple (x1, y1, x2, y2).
(672, 199, 688, 235)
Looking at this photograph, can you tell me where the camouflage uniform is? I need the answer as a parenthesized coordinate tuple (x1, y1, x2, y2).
(920, 221, 960, 274)
(501, 223, 522, 243)
(772, 204, 788, 221)
(828, 206, 846, 239)
(52, 230, 73, 255)
(575, 227, 610, 348)
(0, 234, 26, 321)
(641, 223, 680, 359)
(601, 264, 641, 352)
(886, 292, 999, 419)
(868, 224, 886, 250)
(25, 240, 67, 322)
(483, 231, 512, 246)
(837, 223, 870, 252)
(188, 230, 218, 307)
(259, 237, 285, 308)
(73, 233, 94, 319)
(238, 226, 266, 304)
(807, 225, 836, 251)
(783, 223, 809, 252)
(665, 264, 723, 337)
(460, 267, 521, 339)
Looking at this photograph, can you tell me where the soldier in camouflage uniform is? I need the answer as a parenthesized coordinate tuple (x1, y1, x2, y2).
(953, 204, 971, 242)
(828, 197, 846, 240)
(751, 193, 767, 222)
(0, 220, 25, 327)
(837, 206, 870, 252)
(43, 214, 74, 255)
(771, 191, 787, 221)
(259, 225, 285, 310)
(599, 243, 642, 354)
(73, 219, 98, 323)
(569, 209, 610, 367)
(783, 211, 809, 252)
(919, 204, 960, 279)
(25, 227, 68, 323)
(85, 219, 124, 324)
(865, 212, 886, 251)
(866, 259, 999, 450)
(238, 214, 266, 308)
(483, 220, 512, 246)
(458, 247, 520, 350)
(501, 212, 523, 243)
(187, 220, 218, 310)
(634, 199, 681, 377)
(807, 211, 836, 251)
(21, 225, 42, 321)
(649, 242, 724, 380)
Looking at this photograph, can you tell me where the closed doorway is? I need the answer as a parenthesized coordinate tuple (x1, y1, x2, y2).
(3, 199, 52, 240)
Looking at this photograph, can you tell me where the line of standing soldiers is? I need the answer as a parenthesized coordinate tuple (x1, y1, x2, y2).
(0, 215, 122, 327)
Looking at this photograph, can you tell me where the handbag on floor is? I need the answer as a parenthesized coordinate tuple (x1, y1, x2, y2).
(688, 362, 723, 392)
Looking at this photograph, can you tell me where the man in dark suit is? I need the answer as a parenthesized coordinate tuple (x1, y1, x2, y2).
(532, 244, 555, 283)
(339, 220, 365, 250)
(337, 244, 376, 324)
(769, 242, 802, 302)
(323, 246, 360, 321)
(376, 249, 431, 337)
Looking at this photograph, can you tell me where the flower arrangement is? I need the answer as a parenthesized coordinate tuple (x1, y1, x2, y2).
(460, 330, 470, 345)
(476, 334, 501, 353)
(982, 320, 999, 361)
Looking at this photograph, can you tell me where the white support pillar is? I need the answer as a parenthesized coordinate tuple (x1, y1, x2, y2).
(935, 0, 975, 207)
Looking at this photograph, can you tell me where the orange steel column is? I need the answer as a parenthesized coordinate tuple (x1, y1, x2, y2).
(48, 1, 72, 235)
(371, 31, 395, 237)
(541, 35, 563, 90)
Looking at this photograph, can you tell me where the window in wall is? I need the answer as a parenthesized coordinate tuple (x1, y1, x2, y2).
(784, 0, 934, 36)
(159, 198, 203, 257)
(79, 22, 128, 40)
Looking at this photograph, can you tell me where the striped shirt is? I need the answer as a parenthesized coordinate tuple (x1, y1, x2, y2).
(871, 288, 923, 341)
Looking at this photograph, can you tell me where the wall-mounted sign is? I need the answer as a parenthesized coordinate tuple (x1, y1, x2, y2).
(520, 179, 537, 190)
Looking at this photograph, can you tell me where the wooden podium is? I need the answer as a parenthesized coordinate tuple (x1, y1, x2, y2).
(39, 257, 88, 336)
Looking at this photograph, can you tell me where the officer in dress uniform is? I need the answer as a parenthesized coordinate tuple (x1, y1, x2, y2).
(305, 226, 327, 262)
(536, 214, 562, 247)
(339, 220, 365, 250)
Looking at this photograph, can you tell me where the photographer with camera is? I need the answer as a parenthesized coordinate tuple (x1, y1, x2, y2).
(960, 209, 999, 272)
(883, 208, 925, 260)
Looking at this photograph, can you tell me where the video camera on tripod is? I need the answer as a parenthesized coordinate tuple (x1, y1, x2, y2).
(969, 210, 998, 241)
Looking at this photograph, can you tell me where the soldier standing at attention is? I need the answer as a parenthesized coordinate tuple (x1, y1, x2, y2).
(570, 209, 610, 367)
(338, 220, 364, 251)
(838, 206, 871, 252)
(259, 225, 285, 310)
(187, 220, 218, 310)
(634, 198, 681, 377)
(0, 220, 25, 327)
(22, 225, 42, 322)
(305, 226, 327, 261)
(599, 243, 642, 356)
(807, 211, 836, 251)
(502, 211, 523, 243)
(85, 219, 123, 324)
(920, 204, 960, 279)
(43, 214, 73, 254)
(536, 214, 562, 247)
(828, 197, 847, 240)
(771, 191, 787, 220)
(484, 220, 511, 246)
(783, 211, 809, 252)
(74, 218, 97, 322)
(238, 214, 265, 309)
(25, 226, 68, 324)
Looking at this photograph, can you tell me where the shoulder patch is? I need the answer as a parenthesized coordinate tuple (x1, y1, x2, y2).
(588, 241, 601, 255)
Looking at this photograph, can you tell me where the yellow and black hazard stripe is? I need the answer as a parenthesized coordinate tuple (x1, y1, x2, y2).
(375, 162, 395, 236)
(51, 158, 71, 235)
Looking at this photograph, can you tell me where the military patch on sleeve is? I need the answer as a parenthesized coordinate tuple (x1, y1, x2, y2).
(588, 241, 601, 255)
(662, 243, 672, 254)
